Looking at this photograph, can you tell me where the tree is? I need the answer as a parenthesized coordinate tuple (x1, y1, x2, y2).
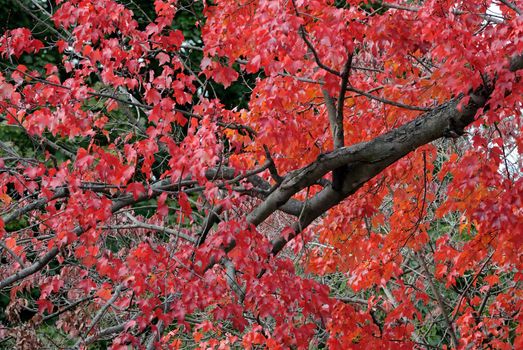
(0, 0, 522, 348)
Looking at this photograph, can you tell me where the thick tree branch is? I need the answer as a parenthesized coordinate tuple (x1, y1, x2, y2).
(71, 322, 128, 349)
(194, 204, 223, 248)
(3, 49, 522, 313)
(2, 188, 69, 224)
(0, 245, 60, 290)
(239, 54, 523, 258)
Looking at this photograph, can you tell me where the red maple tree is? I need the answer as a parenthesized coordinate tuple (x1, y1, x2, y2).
(0, 0, 522, 349)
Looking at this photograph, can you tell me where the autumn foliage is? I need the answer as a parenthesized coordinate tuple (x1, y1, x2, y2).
(0, 0, 522, 349)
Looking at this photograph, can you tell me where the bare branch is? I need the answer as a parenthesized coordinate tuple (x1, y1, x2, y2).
(322, 89, 341, 148)
(73, 285, 123, 349)
(72, 322, 128, 349)
(42, 295, 94, 322)
(0, 246, 60, 290)
(336, 54, 354, 126)
(0, 241, 26, 267)
(416, 252, 458, 347)
(346, 86, 433, 111)
(121, 213, 197, 243)
(263, 145, 283, 183)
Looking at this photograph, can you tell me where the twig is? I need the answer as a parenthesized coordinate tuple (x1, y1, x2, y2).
(0, 63, 257, 137)
(381, 1, 505, 23)
(493, 123, 513, 183)
(0, 241, 26, 267)
(263, 145, 283, 183)
(42, 295, 94, 322)
(291, 0, 341, 76)
(451, 253, 494, 323)
(123, 213, 197, 243)
(73, 285, 123, 348)
(336, 54, 354, 127)
(416, 252, 459, 347)
(347, 86, 432, 111)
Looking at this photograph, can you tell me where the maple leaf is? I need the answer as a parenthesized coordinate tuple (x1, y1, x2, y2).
(126, 182, 146, 200)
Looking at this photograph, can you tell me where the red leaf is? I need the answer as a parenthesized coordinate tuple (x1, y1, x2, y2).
(178, 192, 192, 216)
(145, 87, 162, 105)
(211, 62, 238, 88)
(126, 182, 146, 200)
(157, 192, 169, 217)
(156, 52, 171, 66)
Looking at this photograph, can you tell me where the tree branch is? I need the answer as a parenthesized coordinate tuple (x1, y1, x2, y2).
(219, 54, 523, 261)
(346, 86, 433, 111)
(73, 285, 123, 349)
(381, 1, 505, 23)
(416, 252, 458, 347)
(499, 0, 522, 15)
(337, 54, 354, 128)
(322, 89, 341, 148)
(71, 322, 128, 349)
(291, 0, 341, 76)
